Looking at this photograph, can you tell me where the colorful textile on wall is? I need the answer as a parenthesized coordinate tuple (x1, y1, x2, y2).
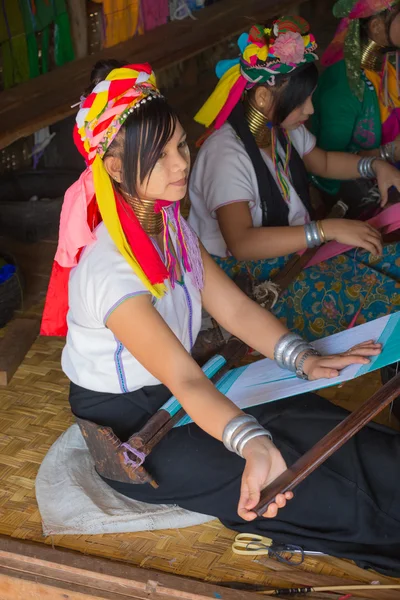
(0, 0, 75, 88)
(141, 0, 169, 32)
(322, 0, 399, 100)
(0, 0, 30, 88)
(19, 0, 74, 77)
(92, 0, 143, 47)
(195, 17, 318, 129)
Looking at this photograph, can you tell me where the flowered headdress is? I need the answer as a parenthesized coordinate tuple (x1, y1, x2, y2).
(195, 17, 318, 130)
(41, 63, 199, 336)
(322, 0, 399, 100)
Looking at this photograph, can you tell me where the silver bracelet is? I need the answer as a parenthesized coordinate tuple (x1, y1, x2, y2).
(281, 338, 305, 370)
(236, 429, 272, 458)
(274, 333, 316, 373)
(230, 422, 261, 453)
(380, 142, 395, 164)
(304, 222, 313, 248)
(231, 423, 272, 456)
(222, 414, 257, 452)
(281, 339, 306, 370)
(357, 157, 377, 179)
(274, 333, 302, 368)
(310, 221, 321, 247)
(223, 415, 272, 458)
(286, 341, 311, 372)
(304, 221, 323, 248)
(295, 348, 320, 380)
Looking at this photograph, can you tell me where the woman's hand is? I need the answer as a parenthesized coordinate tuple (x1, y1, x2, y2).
(238, 436, 293, 521)
(322, 218, 383, 255)
(373, 159, 400, 206)
(302, 340, 382, 381)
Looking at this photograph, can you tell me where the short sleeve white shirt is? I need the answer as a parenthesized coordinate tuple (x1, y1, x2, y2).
(62, 221, 202, 393)
(188, 123, 316, 257)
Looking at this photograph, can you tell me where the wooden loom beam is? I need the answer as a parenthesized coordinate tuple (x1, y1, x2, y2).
(0, 535, 259, 600)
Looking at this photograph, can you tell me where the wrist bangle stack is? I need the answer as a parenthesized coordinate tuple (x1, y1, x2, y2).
(380, 142, 395, 164)
(357, 157, 378, 179)
(274, 333, 321, 378)
(304, 221, 324, 248)
(222, 414, 273, 458)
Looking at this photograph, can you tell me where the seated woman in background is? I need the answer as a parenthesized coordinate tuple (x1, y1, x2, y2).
(41, 59, 400, 578)
(311, 0, 400, 208)
(188, 17, 400, 341)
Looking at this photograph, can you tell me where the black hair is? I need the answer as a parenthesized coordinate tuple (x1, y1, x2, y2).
(360, 4, 400, 45)
(85, 59, 125, 95)
(84, 59, 179, 198)
(248, 62, 319, 125)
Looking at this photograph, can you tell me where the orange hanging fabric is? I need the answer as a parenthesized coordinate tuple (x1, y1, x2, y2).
(92, 0, 143, 47)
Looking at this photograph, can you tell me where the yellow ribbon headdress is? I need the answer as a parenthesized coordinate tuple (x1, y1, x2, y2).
(74, 63, 168, 298)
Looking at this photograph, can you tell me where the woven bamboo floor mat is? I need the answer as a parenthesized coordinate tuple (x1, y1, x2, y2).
(0, 329, 398, 599)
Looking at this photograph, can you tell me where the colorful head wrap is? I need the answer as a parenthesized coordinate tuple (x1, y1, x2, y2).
(195, 17, 318, 129)
(322, 0, 399, 100)
(41, 63, 198, 336)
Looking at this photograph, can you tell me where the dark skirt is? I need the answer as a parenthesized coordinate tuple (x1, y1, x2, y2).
(69, 382, 400, 576)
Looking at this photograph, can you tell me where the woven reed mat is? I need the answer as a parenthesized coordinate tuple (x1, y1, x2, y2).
(0, 334, 399, 599)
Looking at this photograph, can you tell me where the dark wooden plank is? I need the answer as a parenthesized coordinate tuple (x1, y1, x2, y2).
(0, 0, 307, 149)
(0, 319, 40, 386)
(0, 535, 259, 600)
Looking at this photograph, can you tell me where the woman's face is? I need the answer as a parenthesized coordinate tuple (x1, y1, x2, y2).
(370, 11, 400, 47)
(280, 94, 315, 131)
(138, 120, 190, 202)
(253, 85, 315, 131)
(389, 13, 400, 47)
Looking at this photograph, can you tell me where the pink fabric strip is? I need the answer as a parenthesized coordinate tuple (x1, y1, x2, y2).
(304, 203, 400, 269)
(55, 168, 96, 268)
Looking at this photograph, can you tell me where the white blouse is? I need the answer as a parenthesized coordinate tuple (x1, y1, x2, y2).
(188, 123, 316, 257)
(62, 218, 203, 393)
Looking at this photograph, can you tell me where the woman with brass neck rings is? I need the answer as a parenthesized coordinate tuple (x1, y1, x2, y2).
(189, 18, 400, 340)
(312, 0, 400, 204)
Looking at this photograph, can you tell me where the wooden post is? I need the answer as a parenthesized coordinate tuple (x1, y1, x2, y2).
(66, 0, 88, 59)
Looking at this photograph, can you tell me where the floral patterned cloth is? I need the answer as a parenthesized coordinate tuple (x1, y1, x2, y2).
(214, 245, 400, 340)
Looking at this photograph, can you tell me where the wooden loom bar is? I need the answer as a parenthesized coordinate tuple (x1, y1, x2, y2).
(129, 337, 248, 453)
(0, 535, 259, 600)
(255, 372, 400, 516)
(76, 338, 248, 487)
